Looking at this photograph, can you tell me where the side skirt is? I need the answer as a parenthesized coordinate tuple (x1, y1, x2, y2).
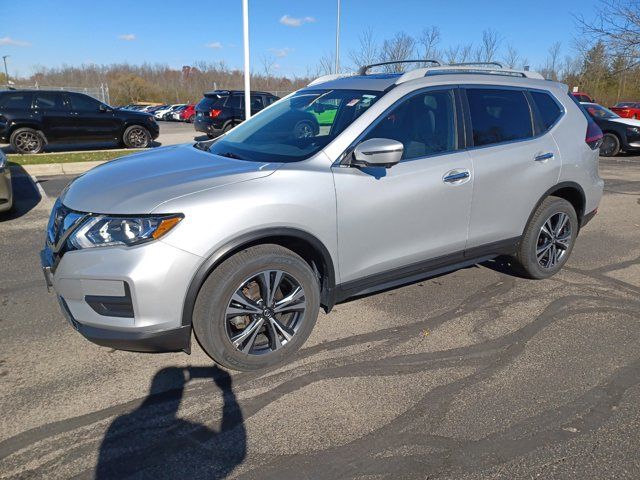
(334, 237, 519, 303)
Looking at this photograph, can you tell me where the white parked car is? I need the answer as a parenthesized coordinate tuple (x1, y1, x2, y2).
(154, 104, 185, 120)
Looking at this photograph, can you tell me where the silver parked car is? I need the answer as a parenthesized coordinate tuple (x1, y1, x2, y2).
(0, 150, 12, 213)
(41, 62, 604, 370)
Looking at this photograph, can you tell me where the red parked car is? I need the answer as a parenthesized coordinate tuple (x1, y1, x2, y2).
(180, 104, 196, 122)
(571, 92, 594, 103)
(610, 102, 640, 119)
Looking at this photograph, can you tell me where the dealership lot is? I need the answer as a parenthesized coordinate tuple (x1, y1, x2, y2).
(0, 156, 639, 478)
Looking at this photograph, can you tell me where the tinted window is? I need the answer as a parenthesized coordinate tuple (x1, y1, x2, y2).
(363, 89, 457, 160)
(530, 91, 562, 131)
(33, 92, 65, 110)
(67, 93, 101, 111)
(0, 92, 33, 109)
(197, 96, 226, 111)
(208, 89, 381, 163)
(251, 95, 264, 110)
(228, 95, 242, 109)
(467, 88, 533, 146)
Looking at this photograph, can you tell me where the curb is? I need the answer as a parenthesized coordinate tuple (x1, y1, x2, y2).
(11, 160, 108, 176)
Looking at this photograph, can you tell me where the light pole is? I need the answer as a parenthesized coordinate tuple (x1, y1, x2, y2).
(242, 0, 251, 120)
(2, 55, 9, 86)
(335, 0, 341, 74)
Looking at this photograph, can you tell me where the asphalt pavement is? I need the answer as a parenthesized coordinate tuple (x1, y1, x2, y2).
(0, 156, 639, 479)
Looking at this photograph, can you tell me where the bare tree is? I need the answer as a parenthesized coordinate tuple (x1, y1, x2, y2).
(543, 41, 563, 80)
(379, 32, 416, 72)
(444, 45, 461, 64)
(316, 51, 336, 76)
(459, 43, 474, 63)
(260, 53, 277, 81)
(349, 27, 379, 70)
(418, 26, 441, 63)
(480, 29, 501, 62)
(503, 44, 520, 68)
(575, 0, 640, 66)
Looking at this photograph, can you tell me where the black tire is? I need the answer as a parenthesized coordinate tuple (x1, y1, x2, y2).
(515, 196, 578, 279)
(10, 127, 45, 154)
(599, 133, 620, 157)
(193, 244, 320, 371)
(222, 122, 235, 134)
(122, 125, 151, 149)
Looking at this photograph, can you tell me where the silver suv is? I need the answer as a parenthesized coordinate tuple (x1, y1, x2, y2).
(41, 62, 604, 371)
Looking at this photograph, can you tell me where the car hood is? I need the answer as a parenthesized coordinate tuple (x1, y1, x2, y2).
(608, 117, 640, 128)
(61, 144, 281, 214)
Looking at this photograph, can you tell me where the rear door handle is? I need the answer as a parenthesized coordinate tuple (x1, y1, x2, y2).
(443, 169, 471, 184)
(535, 152, 554, 162)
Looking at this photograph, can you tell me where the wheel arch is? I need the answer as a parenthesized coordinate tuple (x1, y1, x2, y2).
(9, 123, 48, 143)
(523, 182, 587, 236)
(181, 228, 337, 329)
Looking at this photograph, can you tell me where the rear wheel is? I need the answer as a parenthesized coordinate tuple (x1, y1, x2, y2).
(193, 244, 320, 371)
(10, 128, 45, 154)
(515, 196, 578, 279)
(122, 125, 151, 148)
(599, 133, 620, 157)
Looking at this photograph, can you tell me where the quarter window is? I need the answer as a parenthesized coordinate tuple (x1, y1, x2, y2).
(363, 89, 457, 160)
(0, 92, 33, 109)
(467, 88, 533, 147)
(530, 91, 562, 131)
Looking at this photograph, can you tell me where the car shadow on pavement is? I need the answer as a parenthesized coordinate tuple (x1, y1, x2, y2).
(95, 365, 246, 479)
(481, 255, 528, 278)
(0, 164, 42, 222)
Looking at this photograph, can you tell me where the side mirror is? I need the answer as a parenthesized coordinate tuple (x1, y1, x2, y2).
(98, 104, 111, 113)
(352, 138, 403, 168)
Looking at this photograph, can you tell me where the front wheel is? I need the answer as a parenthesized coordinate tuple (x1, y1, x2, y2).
(122, 125, 151, 148)
(193, 244, 320, 371)
(599, 133, 620, 157)
(515, 196, 578, 279)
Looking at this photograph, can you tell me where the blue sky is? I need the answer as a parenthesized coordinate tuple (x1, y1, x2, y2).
(2, 0, 596, 78)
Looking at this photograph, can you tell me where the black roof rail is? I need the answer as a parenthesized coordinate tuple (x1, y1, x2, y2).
(358, 59, 441, 75)
(448, 62, 505, 68)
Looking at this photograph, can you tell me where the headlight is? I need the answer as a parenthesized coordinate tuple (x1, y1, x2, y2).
(68, 214, 182, 249)
(627, 126, 640, 135)
(0, 151, 6, 170)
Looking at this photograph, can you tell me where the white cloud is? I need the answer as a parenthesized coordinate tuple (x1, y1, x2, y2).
(0, 36, 31, 47)
(270, 47, 294, 58)
(118, 34, 136, 41)
(204, 42, 223, 49)
(279, 15, 315, 27)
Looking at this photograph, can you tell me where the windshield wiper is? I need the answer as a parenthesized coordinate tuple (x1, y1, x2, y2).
(217, 151, 245, 160)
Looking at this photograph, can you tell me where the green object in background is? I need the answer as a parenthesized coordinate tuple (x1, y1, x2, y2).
(7, 150, 139, 165)
(311, 107, 337, 126)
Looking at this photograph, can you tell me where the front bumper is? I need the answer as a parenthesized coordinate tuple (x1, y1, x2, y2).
(41, 238, 202, 353)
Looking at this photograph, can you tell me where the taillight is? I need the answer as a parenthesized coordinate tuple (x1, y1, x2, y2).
(585, 120, 603, 150)
(209, 109, 221, 118)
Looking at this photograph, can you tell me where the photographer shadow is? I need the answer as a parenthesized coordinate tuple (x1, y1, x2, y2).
(96, 365, 246, 479)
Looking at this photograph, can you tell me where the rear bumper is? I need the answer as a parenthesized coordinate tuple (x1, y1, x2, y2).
(194, 119, 223, 136)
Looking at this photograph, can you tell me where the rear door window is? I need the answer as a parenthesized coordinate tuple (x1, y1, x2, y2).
(466, 88, 533, 147)
(530, 91, 563, 131)
(33, 92, 66, 110)
(0, 92, 33, 109)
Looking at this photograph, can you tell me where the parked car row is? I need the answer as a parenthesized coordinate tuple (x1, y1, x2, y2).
(0, 90, 159, 153)
(580, 101, 640, 157)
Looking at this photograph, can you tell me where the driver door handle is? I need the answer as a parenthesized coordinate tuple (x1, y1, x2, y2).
(443, 169, 471, 184)
(535, 152, 554, 162)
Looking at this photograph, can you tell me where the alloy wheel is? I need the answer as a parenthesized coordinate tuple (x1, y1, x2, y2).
(15, 131, 42, 153)
(536, 212, 572, 269)
(225, 270, 306, 355)
(127, 127, 149, 148)
(600, 135, 617, 156)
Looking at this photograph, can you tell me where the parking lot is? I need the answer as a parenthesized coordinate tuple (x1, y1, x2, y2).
(0, 155, 639, 479)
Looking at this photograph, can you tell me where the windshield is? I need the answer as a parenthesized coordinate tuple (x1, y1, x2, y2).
(585, 104, 619, 119)
(208, 89, 382, 162)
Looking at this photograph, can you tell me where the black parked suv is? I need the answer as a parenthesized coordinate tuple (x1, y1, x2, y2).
(580, 102, 640, 157)
(194, 90, 279, 138)
(0, 90, 159, 153)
